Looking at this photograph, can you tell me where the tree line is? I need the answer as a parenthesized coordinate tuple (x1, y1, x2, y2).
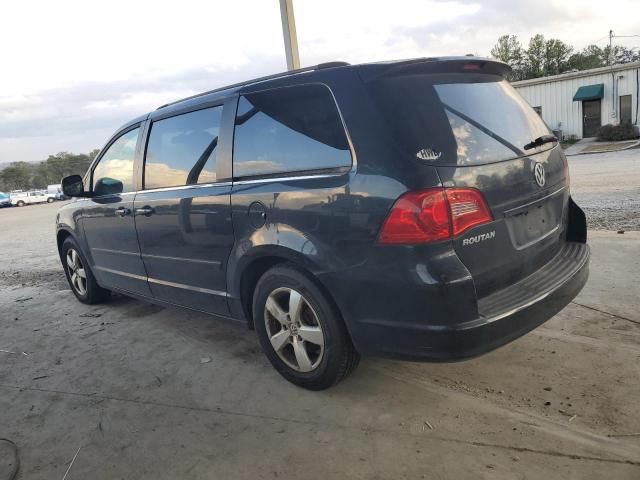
(0, 150, 99, 192)
(491, 34, 640, 81)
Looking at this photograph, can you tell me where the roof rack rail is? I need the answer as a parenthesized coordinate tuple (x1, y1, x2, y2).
(156, 61, 350, 110)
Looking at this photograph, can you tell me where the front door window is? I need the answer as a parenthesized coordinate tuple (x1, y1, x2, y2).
(92, 128, 139, 196)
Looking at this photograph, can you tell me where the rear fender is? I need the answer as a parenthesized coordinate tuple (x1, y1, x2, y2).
(566, 196, 587, 243)
(226, 228, 329, 323)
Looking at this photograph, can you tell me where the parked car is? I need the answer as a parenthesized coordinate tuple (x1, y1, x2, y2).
(56, 57, 589, 390)
(11, 190, 56, 206)
(0, 192, 11, 207)
(47, 184, 65, 200)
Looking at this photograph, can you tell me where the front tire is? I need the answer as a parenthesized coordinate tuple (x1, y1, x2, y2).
(253, 264, 359, 390)
(47, 197, 54, 203)
(61, 237, 110, 304)
(16, 201, 24, 207)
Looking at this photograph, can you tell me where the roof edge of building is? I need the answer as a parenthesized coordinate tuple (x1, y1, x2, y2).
(512, 61, 640, 87)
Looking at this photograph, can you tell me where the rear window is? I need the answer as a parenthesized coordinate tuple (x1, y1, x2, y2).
(366, 73, 552, 165)
(233, 84, 352, 178)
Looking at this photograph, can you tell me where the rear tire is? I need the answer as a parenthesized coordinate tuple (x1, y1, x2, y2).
(253, 264, 359, 390)
(47, 197, 54, 203)
(16, 201, 24, 207)
(61, 236, 110, 304)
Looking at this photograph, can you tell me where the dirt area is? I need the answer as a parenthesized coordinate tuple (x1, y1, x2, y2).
(1, 155, 639, 478)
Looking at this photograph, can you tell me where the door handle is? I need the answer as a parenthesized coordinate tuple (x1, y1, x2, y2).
(135, 206, 154, 217)
(115, 207, 131, 217)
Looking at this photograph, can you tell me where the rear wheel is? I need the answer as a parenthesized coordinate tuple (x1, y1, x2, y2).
(253, 265, 359, 390)
(61, 237, 110, 304)
(16, 201, 24, 207)
(47, 197, 54, 203)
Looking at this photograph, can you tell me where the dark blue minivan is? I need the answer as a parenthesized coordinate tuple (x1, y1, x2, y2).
(57, 57, 589, 389)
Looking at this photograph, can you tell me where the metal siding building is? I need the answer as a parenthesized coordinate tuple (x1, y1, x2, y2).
(513, 62, 640, 139)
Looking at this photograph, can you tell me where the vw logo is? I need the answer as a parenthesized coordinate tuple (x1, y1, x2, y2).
(534, 162, 545, 187)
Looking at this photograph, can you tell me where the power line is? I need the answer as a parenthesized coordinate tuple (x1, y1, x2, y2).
(573, 35, 612, 52)
(584, 35, 609, 45)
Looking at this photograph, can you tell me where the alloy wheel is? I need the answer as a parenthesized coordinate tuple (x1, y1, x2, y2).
(264, 287, 324, 372)
(66, 248, 87, 296)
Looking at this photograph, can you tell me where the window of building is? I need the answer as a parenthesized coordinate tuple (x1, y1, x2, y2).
(144, 106, 223, 189)
(533, 106, 542, 117)
(620, 95, 632, 125)
(232, 84, 352, 178)
(92, 127, 139, 196)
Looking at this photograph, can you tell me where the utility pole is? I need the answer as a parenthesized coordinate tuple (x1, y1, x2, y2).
(279, 0, 301, 71)
(608, 29, 613, 65)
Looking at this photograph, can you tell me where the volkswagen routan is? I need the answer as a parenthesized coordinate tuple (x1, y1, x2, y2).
(57, 57, 589, 390)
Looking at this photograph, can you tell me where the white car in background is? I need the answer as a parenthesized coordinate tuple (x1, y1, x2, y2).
(10, 190, 56, 207)
(47, 184, 65, 200)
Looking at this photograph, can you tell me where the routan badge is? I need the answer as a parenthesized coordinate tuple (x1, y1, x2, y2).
(416, 148, 442, 161)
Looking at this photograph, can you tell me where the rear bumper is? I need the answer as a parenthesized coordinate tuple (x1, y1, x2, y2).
(327, 242, 589, 362)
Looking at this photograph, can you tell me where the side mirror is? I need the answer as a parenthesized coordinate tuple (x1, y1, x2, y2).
(61, 175, 88, 197)
(94, 177, 123, 196)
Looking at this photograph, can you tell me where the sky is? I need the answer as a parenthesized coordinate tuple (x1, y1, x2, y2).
(1, 0, 639, 164)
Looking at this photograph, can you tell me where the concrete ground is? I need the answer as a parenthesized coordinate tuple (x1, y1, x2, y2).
(564, 138, 639, 156)
(1, 152, 639, 479)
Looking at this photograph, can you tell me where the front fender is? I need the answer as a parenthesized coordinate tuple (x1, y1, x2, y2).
(55, 201, 88, 259)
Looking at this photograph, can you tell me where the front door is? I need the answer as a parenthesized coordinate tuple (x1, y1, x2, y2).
(582, 99, 601, 137)
(80, 126, 152, 297)
(133, 104, 234, 315)
(620, 95, 632, 125)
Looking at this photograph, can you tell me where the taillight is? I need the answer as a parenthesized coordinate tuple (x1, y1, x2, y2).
(377, 189, 450, 244)
(377, 187, 492, 245)
(445, 188, 493, 237)
(463, 63, 481, 71)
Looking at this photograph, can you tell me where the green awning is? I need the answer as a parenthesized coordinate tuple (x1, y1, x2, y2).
(573, 84, 604, 101)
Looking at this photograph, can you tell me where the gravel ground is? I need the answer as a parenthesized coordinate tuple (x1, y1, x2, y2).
(568, 147, 640, 231)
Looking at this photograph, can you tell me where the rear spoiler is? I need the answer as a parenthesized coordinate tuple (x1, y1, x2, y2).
(357, 57, 511, 83)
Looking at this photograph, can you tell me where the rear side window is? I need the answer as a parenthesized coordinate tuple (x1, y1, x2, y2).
(233, 84, 351, 178)
(366, 74, 552, 166)
(92, 127, 139, 196)
(144, 106, 223, 189)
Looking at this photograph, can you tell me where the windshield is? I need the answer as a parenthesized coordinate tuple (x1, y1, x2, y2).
(366, 73, 553, 165)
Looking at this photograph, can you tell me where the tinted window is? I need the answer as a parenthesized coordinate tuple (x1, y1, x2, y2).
(233, 84, 351, 177)
(92, 128, 139, 195)
(144, 107, 222, 189)
(366, 74, 552, 166)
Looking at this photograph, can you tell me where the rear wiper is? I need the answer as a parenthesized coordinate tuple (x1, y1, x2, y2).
(524, 134, 557, 151)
